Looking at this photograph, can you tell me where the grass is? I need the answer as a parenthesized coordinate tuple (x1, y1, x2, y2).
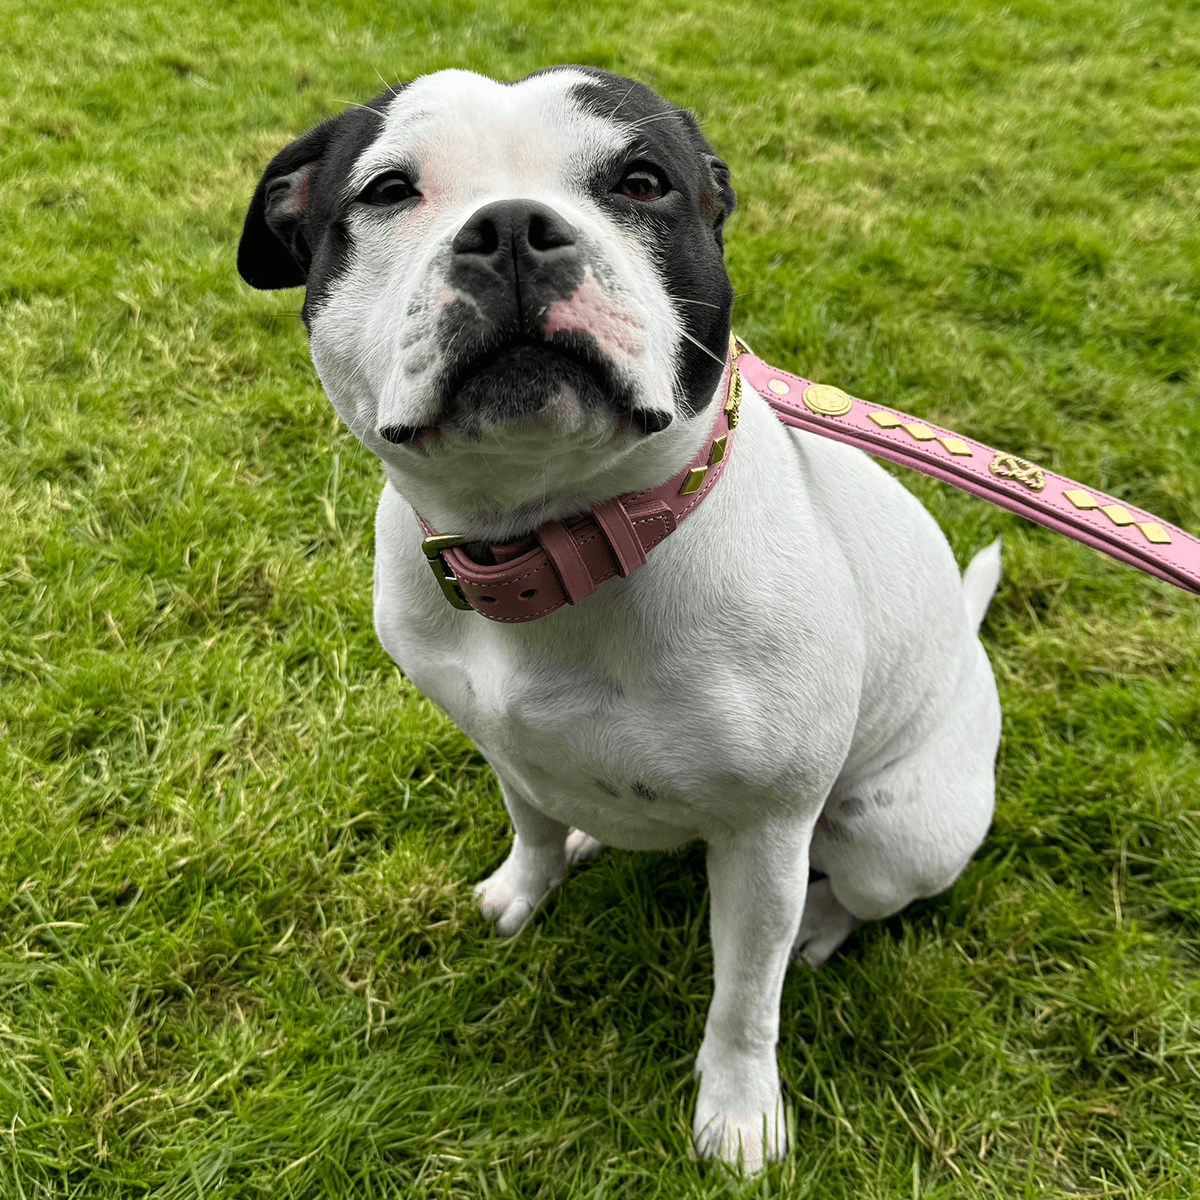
(1, 0, 1199, 1195)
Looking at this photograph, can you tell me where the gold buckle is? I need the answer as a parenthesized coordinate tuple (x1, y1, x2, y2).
(724, 332, 745, 428)
(420, 534, 473, 610)
(724, 363, 742, 428)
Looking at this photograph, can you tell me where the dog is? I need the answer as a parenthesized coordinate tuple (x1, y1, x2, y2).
(238, 66, 1002, 1171)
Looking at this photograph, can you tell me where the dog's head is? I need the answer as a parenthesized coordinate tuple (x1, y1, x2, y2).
(239, 67, 736, 537)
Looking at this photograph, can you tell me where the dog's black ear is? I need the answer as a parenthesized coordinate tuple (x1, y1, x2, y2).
(703, 155, 737, 241)
(238, 118, 339, 290)
(672, 108, 738, 245)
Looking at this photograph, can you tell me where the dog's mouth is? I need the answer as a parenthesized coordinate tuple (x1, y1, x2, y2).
(445, 334, 615, 403)
(441, 332, 636, 431)
(379, 334, 668, 447)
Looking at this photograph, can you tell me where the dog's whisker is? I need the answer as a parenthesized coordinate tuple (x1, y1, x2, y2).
(610, 81, 639, 120)
(371, 66, 401, 97)
(331, 99, 388, 120)
(676, 328, 726, 367)
(623, 110, 680, 132)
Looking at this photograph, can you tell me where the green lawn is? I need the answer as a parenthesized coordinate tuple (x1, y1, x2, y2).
(2, 0, 1199, 1195)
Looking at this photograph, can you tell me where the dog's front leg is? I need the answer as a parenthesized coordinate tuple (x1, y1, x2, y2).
(693, 820, 812, 1172)
(475, 780, 571, 936)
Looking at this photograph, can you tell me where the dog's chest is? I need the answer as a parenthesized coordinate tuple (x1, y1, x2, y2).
(401, 637, 757, 849)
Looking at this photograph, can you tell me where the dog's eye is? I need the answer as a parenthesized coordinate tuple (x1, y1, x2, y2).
(618, 166, 666, 201)
(358, 172, 419, 207)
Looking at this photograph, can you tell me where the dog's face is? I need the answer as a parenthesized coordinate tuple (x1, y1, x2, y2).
(239, 68, 736, 536)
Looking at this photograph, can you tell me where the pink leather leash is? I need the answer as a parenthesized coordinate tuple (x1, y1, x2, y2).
(733, 343, 1200, 597)
(417, 337, 1200, 619)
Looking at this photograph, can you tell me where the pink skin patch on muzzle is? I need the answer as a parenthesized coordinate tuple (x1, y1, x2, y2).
(543, 266, 645, 366)
(431, 283, 457, 311)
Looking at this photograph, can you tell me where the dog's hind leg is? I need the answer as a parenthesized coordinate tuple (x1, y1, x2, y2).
(804, 666, 998, 960)
(798, 643, 999, 965)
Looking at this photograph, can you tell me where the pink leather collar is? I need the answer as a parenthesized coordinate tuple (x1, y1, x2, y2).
(417, 335, 1200, 620)
(416, 353, 740, 622)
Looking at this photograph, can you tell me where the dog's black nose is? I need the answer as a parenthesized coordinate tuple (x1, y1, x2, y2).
(378, 424, 419, 444)
(452, 199, 577, 262)
(447, 199, 586, 343)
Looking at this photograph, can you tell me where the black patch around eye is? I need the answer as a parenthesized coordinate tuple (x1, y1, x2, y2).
(513, 68, 738, 421)
(358, 171, 419, 206)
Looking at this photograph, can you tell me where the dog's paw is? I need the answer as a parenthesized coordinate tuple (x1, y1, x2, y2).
(791, 876, 861, 969)
(474, 836, 565, 936)
(692, 1045, 785, 1173)
(564, 828, 603, 865)
(692, 1087, 785, 1173)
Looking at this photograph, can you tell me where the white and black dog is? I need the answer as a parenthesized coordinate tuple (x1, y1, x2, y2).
(239, 66, 1001, 1171)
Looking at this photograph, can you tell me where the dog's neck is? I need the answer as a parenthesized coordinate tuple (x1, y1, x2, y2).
(411, 344, 741, 620)
(381, 351, 736, 545)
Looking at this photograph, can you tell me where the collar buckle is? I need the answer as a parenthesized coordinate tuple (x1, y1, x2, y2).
(420, 534, 473, 610)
